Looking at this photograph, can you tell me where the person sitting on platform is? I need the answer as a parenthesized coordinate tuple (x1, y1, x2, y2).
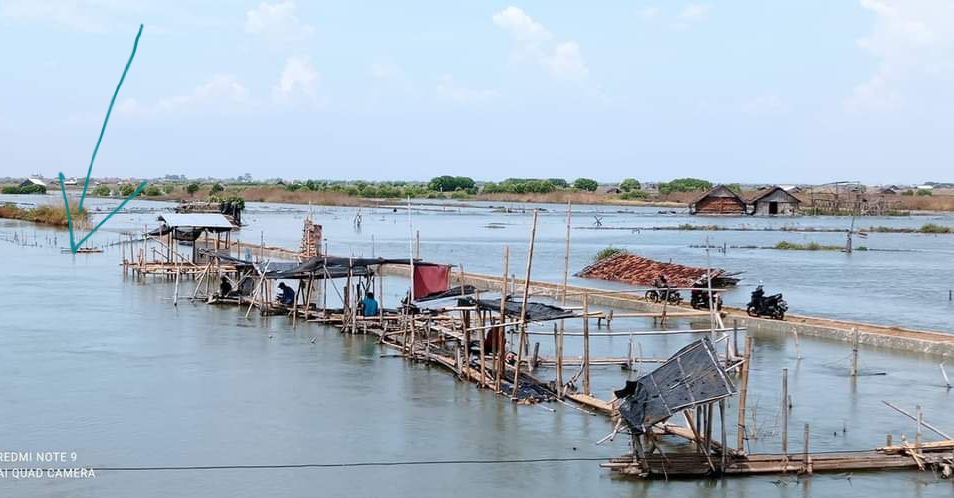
(277, 282, 295, 306)
(219, 277, 233, 298)
(360, 291, 379, 317)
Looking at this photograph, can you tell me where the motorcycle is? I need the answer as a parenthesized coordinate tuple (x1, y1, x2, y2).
(746, 285, 788, 320)
(690, 288, 723, 311)
(645, 285, 682, 305)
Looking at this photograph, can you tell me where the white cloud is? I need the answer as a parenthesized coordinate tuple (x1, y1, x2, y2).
(0, 0, 108, 31)
(672, 3, 709, 30)
(742, 95, 787, 115)
(245, 1, 314, 47)
(639, 7, 660, 21)
(437, 75, 498, 103)
(679, 4, 709, 22)
(847, 0, 954, 112)
(492, 6, 589, 82)
(370, 60, 403, 81)
(118, 75, 250, 116)
(273, 56, 320, 102)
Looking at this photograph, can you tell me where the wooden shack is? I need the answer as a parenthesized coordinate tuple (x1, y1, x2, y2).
(748, 186, 801, 216)
(689, 185, 746, 215)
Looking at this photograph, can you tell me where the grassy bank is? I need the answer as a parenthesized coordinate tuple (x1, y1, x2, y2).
(771, 240, 868, 251)
(0, 203, 88, 227)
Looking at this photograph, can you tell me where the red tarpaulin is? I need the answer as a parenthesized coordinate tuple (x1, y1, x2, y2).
(413, 265, 450, 298)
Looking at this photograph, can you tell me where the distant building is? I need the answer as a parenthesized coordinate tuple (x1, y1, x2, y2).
(19, 178, 47, 188)
(748, 186, 801, 216)
(880, 185, 900, 195)
(689, 185, 746, 215)
(916, 185, 934, 191)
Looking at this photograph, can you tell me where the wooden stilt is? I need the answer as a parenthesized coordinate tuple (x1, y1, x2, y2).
(583, 292, 591, 396)
(496, 245, 509, 393)
(737, 336, 753, 452)
(511, 210, 539, 400)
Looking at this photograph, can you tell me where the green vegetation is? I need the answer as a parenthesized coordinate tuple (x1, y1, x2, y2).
(0, 202, 88, 227)
(677, 223, 723, 231)
(916, 189, 933, 196)
(482, 178, 557, 194)
(118, 184, 135, 197)
(658, 178, 712, 195)
(618, 190, 648, 200)
(593, 245, 627, 263)
(773, 240, 843, 251)
(142, 185, 163, 197)
(901, 189, 914, 196)
(920, 223, 952, 234)
(428, 176, 476, 193)
(725, 183, 742, 193)
(186, 182, 201, 194)
(210, 182, 225, 194)
(572, 178, 599, 192)
(619, 178, 641, 192)
(2, 184, 47, 195)
(209, 194, 246, 210)
(92, 184, 111, 196)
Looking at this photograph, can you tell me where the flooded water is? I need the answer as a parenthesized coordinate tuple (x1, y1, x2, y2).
(2, 194, 954, 497)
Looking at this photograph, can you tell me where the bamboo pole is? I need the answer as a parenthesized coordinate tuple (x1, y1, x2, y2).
(781, 368, 789, 459)
(582, 292, 591, 395)
(511, 210, 539, 400)
(557, 201, 571, 398)
(736, 336, 753, 451)
(881, 400, 952, 439)
(803, 423, 812, 474)
(495, 246, 509, 392)
(850, 327, 859, 377)
(719, 400, 727, 472)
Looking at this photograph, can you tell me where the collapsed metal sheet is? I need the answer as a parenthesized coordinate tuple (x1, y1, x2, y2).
(615, 337, 735, 434)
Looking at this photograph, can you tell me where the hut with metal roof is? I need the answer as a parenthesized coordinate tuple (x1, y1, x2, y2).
(747, 186, 801, 216)
(689, 185, 746, 215)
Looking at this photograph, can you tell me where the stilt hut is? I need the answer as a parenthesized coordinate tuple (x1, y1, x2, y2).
(689, 186, 746, 215)
(748, 186, 801, 216)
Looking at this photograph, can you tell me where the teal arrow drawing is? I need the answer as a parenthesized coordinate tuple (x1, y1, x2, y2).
(60, 24, 146, 253)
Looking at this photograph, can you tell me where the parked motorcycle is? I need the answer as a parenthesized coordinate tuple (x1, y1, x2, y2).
(645, 285, 683, 305)
(690, 288, 723, 311)
(746, 285, 788, 320)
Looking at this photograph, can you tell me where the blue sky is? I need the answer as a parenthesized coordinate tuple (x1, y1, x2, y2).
(1, 1, 952, 184)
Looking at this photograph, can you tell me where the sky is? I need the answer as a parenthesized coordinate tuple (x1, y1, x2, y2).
(1, 0, 953, 184)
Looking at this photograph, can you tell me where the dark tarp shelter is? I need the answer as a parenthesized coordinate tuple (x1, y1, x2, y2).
(614, 337, 735, 434)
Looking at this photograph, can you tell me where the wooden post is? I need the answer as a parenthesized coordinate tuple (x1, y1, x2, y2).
(850, 327, 859, 377)
(803, 423, 812, 474)
(496, 246, 509, 392)
(941, 363, 951, 389)
(557, 203, 570, 398)
(719, 399, 727, 473)
(478, 319, 487, 388)
(781, 368, 789, 459)
(915, 405, 922, 450)
(732, 320, 739, 359)
(511, 210, 539, 400)
(583, 292, 591, 395)
(736, 336, 753, 451)
(415, 230, 420, 259)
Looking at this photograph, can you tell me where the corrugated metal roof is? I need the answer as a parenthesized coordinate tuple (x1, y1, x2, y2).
(575, 252, 725, 288)
(157, 213, 234, 229)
